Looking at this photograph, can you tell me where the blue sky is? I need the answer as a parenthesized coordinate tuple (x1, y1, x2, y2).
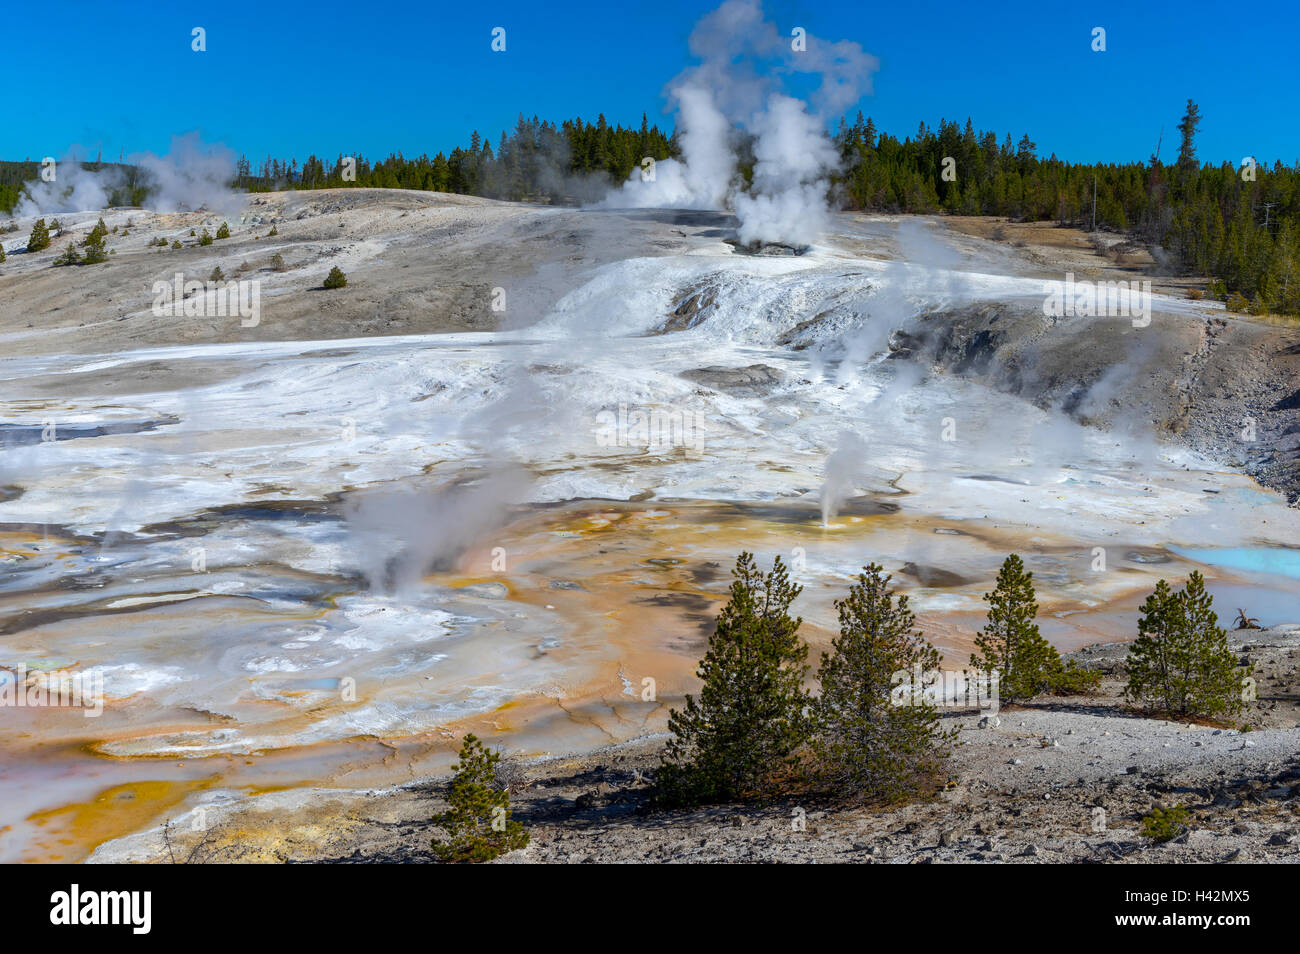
(5, 0, 1296, 167)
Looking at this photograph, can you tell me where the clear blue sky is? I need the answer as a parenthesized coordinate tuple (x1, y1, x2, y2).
(5, 0, 1296, 167)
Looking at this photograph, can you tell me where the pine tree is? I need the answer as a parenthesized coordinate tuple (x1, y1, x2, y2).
(1016, 134, 1037, 166)
(26, 218, 50, 252)
(656, 553, 810, 806)
(1125, 579, 1184, 714)
(82, 217, 107, 247)
(198, 229, 213, 246)
(1176, 99, 1201, 170)
(430, 734, 529, 862)
(81, 233, 108, 264)
(1125, 572, 1247, 719)
(813, 564, 950, 800)
(208, 266, 225, 282)
(323, 265, 347, 289)
(0, 243, 6, 263)
(970, 554, 1059, 705)
(1264, 221, 1300, 314)
(215, 222, 230, 240)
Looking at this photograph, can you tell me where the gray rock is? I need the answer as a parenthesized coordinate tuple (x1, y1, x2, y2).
(679, 364, 784, 396)
(660, 284, 719, 332)
(727, 239, 809, 257)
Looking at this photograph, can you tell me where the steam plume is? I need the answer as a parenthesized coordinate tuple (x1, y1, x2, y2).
(17, 133, 240, 217)
(601, 0, 878, 247)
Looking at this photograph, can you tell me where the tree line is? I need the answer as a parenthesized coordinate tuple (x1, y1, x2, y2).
(834, 102, 1299, 316)
(0, 160, 36, 216)
(0, 159, 150, 214)
(231, 101, 1298, 315)
(236, 113, 674, 203)
(5, 103, 1296, 315)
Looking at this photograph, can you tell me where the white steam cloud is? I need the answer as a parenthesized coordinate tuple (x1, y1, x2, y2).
(601, 0, 878, 247)
(344, 468, 532, 595)
(733, 94, 843, 246)
(820, 431, 868, 526)
(17, 133, 241, 217)
(16, 155, 115, 216)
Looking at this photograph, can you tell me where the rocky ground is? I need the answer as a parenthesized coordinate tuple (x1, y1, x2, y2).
(879, 279, 1300, 505)
(111, 626, 1300, 864)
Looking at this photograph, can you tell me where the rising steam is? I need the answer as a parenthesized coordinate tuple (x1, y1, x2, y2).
(601, 0, 878, 247)
(343, 468, 532, 595)
(819, 431, 869, 526)
(17, 133, 241, 217)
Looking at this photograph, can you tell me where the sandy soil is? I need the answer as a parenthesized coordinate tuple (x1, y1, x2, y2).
(941, 215, 1205, 299)
(0, 190, 718, 360)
